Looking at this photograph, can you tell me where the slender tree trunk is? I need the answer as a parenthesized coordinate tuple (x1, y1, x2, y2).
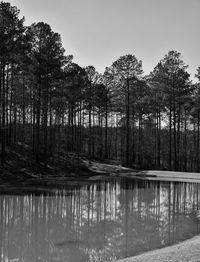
(138, 112, 143, 168)
(193, 123, 196, 171)
(197, 112, 200, 172)
(98, 106, 102, 159)
(36, 74, 41, 164)
(43, 75, 48, 167)
(77, 101, 82, 157)
(132, 105, 135, 165)
(92, 106, 95, 158)
(1, 62, 5, 166)
(5, 67, 9, 145)
(104, 93, 108, 159)
(158, 110, 161, 168)
(32, 92, 35, 154)
(49, 88, 53, 155)
(88, 84, 92, 159)
(155, 112, 158, 168)
(9, 65, 14, 146)
(22, 74, 26, 150)
(13, 75, 17, 144)
(173, 84, 177, 171)
(71, 105, 74, 152)
(177, 102, 181, 170)
(169, 96, 172, 170)
(126, 78, 130, 166)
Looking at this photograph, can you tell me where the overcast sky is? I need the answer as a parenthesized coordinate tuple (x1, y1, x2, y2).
(8, 0, 200, 81)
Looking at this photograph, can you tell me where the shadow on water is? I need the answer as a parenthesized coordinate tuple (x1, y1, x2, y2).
(0, 177, 200, 262)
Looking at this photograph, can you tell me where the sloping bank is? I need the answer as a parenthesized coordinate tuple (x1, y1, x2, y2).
(117, 236, 200, 262)
(87, 161, 200, 183)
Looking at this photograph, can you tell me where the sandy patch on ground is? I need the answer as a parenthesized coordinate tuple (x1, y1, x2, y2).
(86, 161, 200, 183)
(117, 236, 200, 262)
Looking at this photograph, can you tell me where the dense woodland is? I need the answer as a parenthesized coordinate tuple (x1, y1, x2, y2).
(1, 2, 200, 172)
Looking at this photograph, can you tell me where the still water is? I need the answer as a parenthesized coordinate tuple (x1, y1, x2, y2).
(0, 178, 200, 262)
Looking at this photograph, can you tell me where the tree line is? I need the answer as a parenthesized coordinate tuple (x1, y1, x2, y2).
(1, 1, 200, 172)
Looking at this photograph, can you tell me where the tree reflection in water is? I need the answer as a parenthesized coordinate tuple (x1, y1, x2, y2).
(0, 178, 200, 262)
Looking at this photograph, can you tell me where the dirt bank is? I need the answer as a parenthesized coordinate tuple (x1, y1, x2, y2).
(86, 161, 200, 183)
(0, 148, 98, 189)
(1, 150, 200, 188)
(117, 235, 200, 262)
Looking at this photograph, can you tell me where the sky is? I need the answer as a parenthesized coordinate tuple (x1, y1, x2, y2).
(8, 0, 200, 81)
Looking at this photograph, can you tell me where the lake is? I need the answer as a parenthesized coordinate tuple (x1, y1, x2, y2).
(0, 177, 200, 262)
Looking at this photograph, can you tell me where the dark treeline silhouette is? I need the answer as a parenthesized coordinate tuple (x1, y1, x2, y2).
(1, 1, 200, 171)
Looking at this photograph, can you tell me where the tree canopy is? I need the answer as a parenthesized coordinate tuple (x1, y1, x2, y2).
(1, 1, 200, 172)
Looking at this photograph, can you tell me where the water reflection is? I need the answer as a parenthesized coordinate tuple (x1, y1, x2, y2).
(0, 178, 200, 262)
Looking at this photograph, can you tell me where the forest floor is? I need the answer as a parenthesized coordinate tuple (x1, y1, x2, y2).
(0, 145, 136, 191)
(0, 145, 101, 190)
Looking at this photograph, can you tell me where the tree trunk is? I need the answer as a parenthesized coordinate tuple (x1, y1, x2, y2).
(126, 78, 130, 166)
(169, 95, 172, 171)
(1, 62, 5, 166)
(104, 93, 108, 159)
(88, 84, 92, 159)
(36, 74, 41, 164)
(158, 110, 161, 168)
(197, 112, 200, 172)
(43, 75, 48, 167)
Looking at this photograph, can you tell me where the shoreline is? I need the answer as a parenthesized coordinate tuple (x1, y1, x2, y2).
(1, 151, 200, 188)
(86, 161, 200, 183)
(117, 235, 200, 262)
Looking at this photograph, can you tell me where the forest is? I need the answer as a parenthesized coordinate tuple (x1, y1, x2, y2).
(1, 1, 200, 173)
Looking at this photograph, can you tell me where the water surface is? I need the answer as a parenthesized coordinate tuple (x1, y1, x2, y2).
(0, 177, 200, 262)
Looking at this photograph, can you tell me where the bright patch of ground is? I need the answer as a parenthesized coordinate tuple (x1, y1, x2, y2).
(117, 236, 200, 262)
